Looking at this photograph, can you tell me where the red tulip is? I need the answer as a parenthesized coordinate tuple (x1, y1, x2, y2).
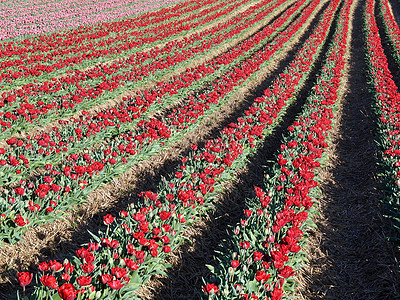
(37, 261, 49, 272)
(203, 283, 219, 295)
(231, 260, 240, 268)
(77, 275, 92, 286)
(278, 266, 294, 278)
(17, 272, 32, 287)
(40, 275, 58, 289)
(49, 260, 63, 272)
(58, 283, 77, 300)
(255, 270, 270, 282)
(107, 279, 124, 290)
(80, 263, 94, 274)
(99, 273, 112, 284)
(103, 214, 115, 225)
(111, 267, 127, 279)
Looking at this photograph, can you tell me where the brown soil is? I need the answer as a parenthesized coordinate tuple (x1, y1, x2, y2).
(296, 0, 400, 299)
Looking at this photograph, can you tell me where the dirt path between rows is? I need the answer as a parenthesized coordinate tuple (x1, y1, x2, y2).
(297, 0, 400, 298)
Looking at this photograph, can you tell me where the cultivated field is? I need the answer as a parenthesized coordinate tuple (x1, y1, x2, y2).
(0, 0, 400, 299)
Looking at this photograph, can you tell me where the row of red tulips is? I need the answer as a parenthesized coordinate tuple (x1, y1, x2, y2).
(0, 0, 200, 54)
(0, 0, 292, 186)
(0, 0, 257, 90)
(377, 0, 400, 66)
(0, 0, 315, 244)
(0, 0, 249, 94)
(0, 0, 184, 41)
(0, 0, 221, 70)
(201, 0, 351, 298)
(364, 0, 400, 265)
(0, 0, 277, 139)
(13, 0, 341, 298)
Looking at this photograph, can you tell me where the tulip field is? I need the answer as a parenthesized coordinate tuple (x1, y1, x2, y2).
(1, 0, 400, 299)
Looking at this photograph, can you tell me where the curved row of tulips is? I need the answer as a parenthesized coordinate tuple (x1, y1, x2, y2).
(0, 0, 290, 182)
(0, 0, 248, 91)
(0, 0, 282, 123)
(14, 0, 341, 298)
(0, 0, 183, 41)
(377, 0, 400, 67)
(364, 0, 400, 259)
(0, 0, 295, 188)
(1, 0, 221, 62)
(0, 0, 278, 139)
(201, 0, 351, 298)
(0, 0, 317, 244)
(0, 0, 251, 88)
(0, 0, 204, 67)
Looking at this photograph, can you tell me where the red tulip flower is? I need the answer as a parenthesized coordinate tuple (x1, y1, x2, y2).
(103, 214, 115, 225)
(17, 272, 32, 287)
(231, 260, 240, 268)
(77, 275, 92, 286)
(40, 275, 58, 289)
(107, 279, 124, 290)
(203, 283, 219, 295)
(58, 283, 77, 300)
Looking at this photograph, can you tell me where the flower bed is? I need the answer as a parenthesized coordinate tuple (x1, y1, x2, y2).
(14, 0, 342, 298)
(201, 0, 352, 298)
(0, 0, 253, 89)
(0, 0, 296, 187)
(0, 0, 184, 40)
(0, 0, 316, 244)
(0, 0, 280, 139)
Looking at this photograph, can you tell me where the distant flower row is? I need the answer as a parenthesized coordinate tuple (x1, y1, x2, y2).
(0, 0, 245, 89)
(0, 0, 182, 40)
(0, 0, 257, 139)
